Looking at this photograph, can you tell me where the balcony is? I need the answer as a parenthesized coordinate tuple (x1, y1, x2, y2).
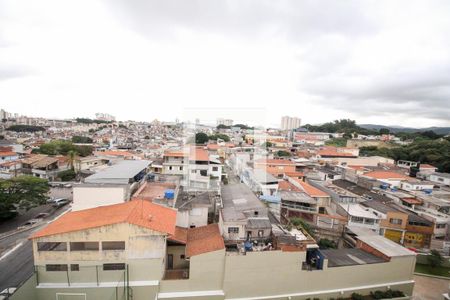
(281, 202, 317, 213)
(163, 268, 189, 280)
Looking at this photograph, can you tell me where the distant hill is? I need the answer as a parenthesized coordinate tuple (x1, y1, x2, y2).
(359, 124, 450, 135)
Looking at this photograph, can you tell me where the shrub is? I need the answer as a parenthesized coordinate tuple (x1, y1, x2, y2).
(351, 293, 364, 300)
(58, 169, 76, 181)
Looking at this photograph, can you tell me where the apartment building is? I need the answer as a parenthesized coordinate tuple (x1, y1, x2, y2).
(281, 116, 301, 130)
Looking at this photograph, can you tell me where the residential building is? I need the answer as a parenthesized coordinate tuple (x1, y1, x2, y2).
(429, 172, 450, 186)
(281, 116, 301, 130)
(219, 184, 272, 242)
(72, 160, 150, 211)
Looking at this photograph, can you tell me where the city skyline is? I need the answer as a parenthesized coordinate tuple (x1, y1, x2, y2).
(1, 0, 450, 127)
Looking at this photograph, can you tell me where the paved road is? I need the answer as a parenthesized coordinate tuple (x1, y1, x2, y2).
(412, 274, 449, 300)
(0, 239, 34, 292)
(0, 205, 71, 292)
(0, 186, 73, 234)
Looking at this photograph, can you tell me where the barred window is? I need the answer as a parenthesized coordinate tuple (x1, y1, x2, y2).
(70, 242, 99, 251)
(102, 241, 125, 250)
(103, 263, 126, 271)
(37, 242, 67, 251)
(46, 264, 68, 271)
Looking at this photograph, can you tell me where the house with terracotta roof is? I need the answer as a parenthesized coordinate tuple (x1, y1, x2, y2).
(29, 199, 227, 298)
(361, 170, 410, 188)
(254, 158, 296, 178)
(21, 154, 64, 180)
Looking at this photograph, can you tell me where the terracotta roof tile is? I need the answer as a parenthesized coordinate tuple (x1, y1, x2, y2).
(290, 178, 329, 197)
(31, 199, 177, 238)
(363, 171, 409, 180)
(186, 224, 224, 257)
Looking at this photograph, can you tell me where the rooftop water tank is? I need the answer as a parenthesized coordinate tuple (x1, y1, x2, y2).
(164, 189, 175, 199)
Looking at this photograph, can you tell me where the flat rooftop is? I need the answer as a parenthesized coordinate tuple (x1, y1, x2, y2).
(321, 248, 385, 267)
(134, 181, 177, 200)
(357, 235, 415, 257)
(85, 160, 151, 184)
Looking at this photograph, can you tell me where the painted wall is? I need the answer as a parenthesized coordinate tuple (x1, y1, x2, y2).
(72, 186, 128, 211)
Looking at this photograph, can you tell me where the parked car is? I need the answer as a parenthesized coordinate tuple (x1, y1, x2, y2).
(52, 198, 70, 207)
(34, 212, 49, 219)
(18, 219, 40, 229)
(46, 197, 56, 204)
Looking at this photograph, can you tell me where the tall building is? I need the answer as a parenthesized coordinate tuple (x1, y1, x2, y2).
(95, 113, 116, 122)
(281, 116, 301, 130)
(216, 118, 233, 126)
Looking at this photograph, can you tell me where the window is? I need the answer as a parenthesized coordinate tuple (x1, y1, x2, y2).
(258, 230, 264, 237)
(70, 242, 99, 251)
(436, 223, 446, 229)
(179, 166, 183, 171)
(200, 170, 207, 176)
(351, 216, 364, 223)
(169, 166, 173, 171)
(46, 264, 68, 272)
(37, 242, 67, 251)
(212, 166, 218, 171)
(103, 263, 125, 271)
(180, 254, 185, 259)
(389, 218, 402, 225)
(102, 241, 125, 250)
(228, 227, 239, 234)
(70, 264, 80, 271)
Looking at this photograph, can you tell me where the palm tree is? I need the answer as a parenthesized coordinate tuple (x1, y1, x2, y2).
(67, 150, 77, 171)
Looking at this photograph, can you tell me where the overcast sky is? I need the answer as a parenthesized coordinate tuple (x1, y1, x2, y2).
(1, 0, 450, 128)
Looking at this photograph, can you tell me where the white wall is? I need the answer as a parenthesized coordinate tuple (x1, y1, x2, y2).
(72, 186, 127, 211)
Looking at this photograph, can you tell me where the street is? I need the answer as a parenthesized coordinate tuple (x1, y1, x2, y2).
(0, 186, 72, 292)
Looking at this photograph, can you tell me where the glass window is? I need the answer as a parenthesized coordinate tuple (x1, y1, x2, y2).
(70, 242, 99, 251)
(37, 242, 67, 251)
(212, 166, 218, 171)
(70, 264, 80, 271)
(102, 241, 125, 250)
(103, 263, 125, 271)
(389, 218, 402, 225)
(228, 227, 239, 234)
(46, 264, 68, 271)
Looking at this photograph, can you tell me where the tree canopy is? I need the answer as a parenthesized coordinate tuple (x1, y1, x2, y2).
(6, 125, 46, 132)
(360, 138, 450, 172)
(195, 132, 209, 144)
(36, 140, 93, 157)
(209, 133, 230, 142)
(0, 176, 49, 220)
(71, 136, 93, 143)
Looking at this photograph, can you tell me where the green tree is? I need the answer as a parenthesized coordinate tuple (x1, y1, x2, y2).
(261, 141, 274, 148)
(379, 128, 390, 134)
(58, 169, 76, 181)
(427, 249, 444, 268)
(195, 132, 209, 144)
(209, 133, 230, 142)
(72, 136, 93, 143)
(276, 150, 291, 157)
(0, 176, 49, 220)
(6, 125, 46, 132)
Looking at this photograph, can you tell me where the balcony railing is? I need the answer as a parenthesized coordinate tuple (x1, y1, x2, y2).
(163, 269, 189, 280)
(281, 202, 317, 212)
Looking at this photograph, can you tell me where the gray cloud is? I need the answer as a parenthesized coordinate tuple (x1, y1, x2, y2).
(0, 65, 32, 81)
